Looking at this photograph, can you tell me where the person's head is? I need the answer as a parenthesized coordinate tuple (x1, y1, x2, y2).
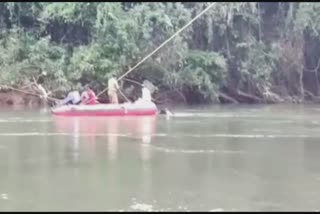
(84, 84, 91, 91)
(73, 85, 81, 92)
(142, 79, 149, 86)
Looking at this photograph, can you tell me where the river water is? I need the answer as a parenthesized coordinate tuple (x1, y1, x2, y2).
(0, 104, 320, 211)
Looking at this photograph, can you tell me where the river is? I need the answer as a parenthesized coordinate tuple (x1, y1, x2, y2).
(0, 104, 320, 211)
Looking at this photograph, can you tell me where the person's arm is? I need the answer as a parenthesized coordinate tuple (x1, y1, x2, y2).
(92, 91, 98, 101)
(115, 80, 119, 90)
(94, 93, 99, 104)
(81, 92, 89, 104)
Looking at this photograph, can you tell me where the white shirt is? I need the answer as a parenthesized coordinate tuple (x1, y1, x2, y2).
(108, 77, 119, 92)
(69, 91, 81, 104)
(142, 87, 151, 102)
(61, 91, 81, 105)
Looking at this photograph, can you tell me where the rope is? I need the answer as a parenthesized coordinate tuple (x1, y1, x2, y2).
(123, 78, 143, 87)
(96, 2, 216, 98)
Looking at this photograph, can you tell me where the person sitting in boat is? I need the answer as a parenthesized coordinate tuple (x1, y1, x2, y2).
(59, 88, 81, 106)
(81, 85, 99, 105)
(141, 84, 152, 102)
(134, 83, 152, 105)
(108, 74, 119, 104)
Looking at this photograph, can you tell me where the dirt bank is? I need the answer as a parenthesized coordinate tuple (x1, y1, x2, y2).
(0, 88, 184, 109)
(0, 89, 47, 108)
(1, 87, 319, 109)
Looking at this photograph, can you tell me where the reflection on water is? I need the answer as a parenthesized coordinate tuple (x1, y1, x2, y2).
(2, 105, 320, 211)
(53, 116, 157, 163)
(72, 118, 79, 162)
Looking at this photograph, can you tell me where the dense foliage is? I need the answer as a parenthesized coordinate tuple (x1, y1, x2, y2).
(0, 2, 320, 104)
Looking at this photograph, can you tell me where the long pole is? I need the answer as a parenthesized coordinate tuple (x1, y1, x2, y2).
(96, 2, 216, 98)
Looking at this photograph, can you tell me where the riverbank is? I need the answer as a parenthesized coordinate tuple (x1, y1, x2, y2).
(0, 89, 45, 108)
(1, 87, 320, 109)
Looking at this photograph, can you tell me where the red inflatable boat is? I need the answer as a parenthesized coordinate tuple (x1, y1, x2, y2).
(51, 101, 158, 117)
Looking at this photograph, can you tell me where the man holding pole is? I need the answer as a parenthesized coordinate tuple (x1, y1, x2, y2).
(108, 74, 120, 104)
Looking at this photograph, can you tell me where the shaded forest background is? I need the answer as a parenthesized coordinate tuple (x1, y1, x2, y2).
(0, 2, 320, 105)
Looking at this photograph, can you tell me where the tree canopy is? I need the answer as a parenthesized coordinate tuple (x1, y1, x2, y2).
(0, 2, 319, 104)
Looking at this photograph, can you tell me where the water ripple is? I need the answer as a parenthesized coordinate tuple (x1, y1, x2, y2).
(130, 203, 153, 211)
(0, 132, 318, 139)
(0, 132, 128, 137)
(0, 119, 50, 123)
(151, 146, 245, 154)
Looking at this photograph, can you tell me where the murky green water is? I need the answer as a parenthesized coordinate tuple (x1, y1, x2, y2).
(0, 104, 320, 211)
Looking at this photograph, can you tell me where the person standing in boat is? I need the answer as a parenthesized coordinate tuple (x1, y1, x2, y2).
(108, 74, 120, 104)
(81, 85, 99, 105)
